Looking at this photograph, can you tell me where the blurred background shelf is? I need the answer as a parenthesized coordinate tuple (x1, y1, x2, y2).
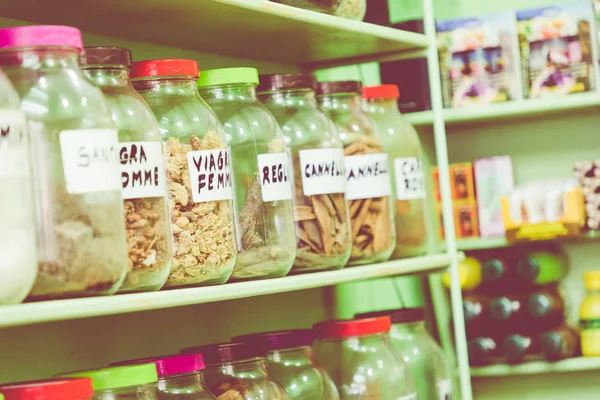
(437, 232, 600, 252)
(471, 357, 600, 377)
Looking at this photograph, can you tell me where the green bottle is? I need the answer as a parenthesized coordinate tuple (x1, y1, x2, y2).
(517, 251, 567, 285)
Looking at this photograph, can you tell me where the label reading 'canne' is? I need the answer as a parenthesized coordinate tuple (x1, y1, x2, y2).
(119, 141, 166, 200)
(257, 152, 293, 202)
(187, 148, 233, 203)
(394, 157, 425, 200)
(0, 109, 28, 177)
(299, 148, 345, 196)
(344, 152, 391, 200)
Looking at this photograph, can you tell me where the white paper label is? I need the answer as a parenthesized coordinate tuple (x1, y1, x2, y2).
(438, 379, 453, 400)
(397, 393, 417, 400)
(60, 129, 121, 194)
(394, 157, 425, 200)
(344, 153, 391, 200)
(0, 109, 28, 177)
(187, 148, 233, 203)
(119, 141, 166, 200)
(257, 152, 292, 202)
(299, 148, 345, 196)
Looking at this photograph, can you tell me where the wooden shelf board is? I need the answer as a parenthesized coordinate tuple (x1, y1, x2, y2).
(0, 0, 429, 68)
(0, 253, 458, 328)
(471, 357, 600, 377)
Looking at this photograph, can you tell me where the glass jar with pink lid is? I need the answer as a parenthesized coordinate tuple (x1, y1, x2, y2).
(0, 25, 128, 300)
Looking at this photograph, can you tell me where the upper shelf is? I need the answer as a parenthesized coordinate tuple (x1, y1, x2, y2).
(405, 92, 600, 127)
(451, 231, 600, 252)
(0, 0, 430, 69)
(0, 253, 457, 328)
(471, 357, 600, 377)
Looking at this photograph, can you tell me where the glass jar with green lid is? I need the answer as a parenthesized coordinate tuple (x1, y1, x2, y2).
(197, 67, 296, 281)
(59, 364, 158, 400)
(131, 59, 236, 288)
(257, 74, 352, 274)
(81, 46, 172, 293)
(316, 81, 396, 266)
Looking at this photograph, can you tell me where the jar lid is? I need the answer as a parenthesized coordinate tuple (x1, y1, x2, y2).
(130, 59, 199, 79)
(0, 25, 83, 50)
(355, 308, 425, 324)
(0, 378, 93, 400)
(584, 271, 600, 289)
(257, 73, 316, 93)
(361, 84, 400, 99)
(233, 329, 313, 351)
(316, 80, 362, 95)
(81, 46, 132, 68)
(180, 342, 264, 364)
(313, 317, 391, 339)
(58, 364, 158, 391)
(197, 67, 259, 88)
(110, 353, 206, 377)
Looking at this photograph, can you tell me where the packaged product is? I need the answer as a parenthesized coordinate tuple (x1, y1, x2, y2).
(474, 156, 514, 238)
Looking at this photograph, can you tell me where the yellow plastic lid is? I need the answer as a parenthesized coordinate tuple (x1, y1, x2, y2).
(584, 271, 600, 290)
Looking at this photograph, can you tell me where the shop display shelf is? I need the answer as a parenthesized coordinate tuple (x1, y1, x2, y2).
(0, 0, 429, 68)
(471, 357, 600, 377)
(0, 253, 460, 328)
(445, 231, 600, 252)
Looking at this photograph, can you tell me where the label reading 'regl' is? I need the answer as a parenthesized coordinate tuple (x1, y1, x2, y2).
(187, 148, 233, 203)
(257, 152, 292, 202)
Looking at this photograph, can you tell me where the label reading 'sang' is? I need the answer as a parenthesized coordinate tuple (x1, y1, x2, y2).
(119, 141, 166, 200)
(187, 148, 233, 203)
(257, 152, 292, 202)
(60, 129, 121, 194)
(394, 157, 425, 200)
(344, 152, 391, 200)
(0, 109, 28, 177)
(299, 148, 345, 196)
(438, 379, 453, 400)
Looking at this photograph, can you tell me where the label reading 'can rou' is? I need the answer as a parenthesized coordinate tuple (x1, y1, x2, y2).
(187, 148, 233, 203)
(344, 152, 391, 200)
(257, 152, 292, 202)
(0, 109, 29, 177)
(394, 157, 425, 200)
(119, 142, 167, 200)
(299, 148, 345, 196)
(438, 379, 453, 400)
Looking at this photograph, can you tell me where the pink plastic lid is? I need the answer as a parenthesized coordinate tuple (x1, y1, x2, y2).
(110, 353, 205, 378)
(0, 25, 83, 50)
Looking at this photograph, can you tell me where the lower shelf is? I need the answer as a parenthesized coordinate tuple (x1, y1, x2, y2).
(0, 252, 460, 328)
(471, 357, 600, 377)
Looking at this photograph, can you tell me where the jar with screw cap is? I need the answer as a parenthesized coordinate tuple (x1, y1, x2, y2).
(131, 59, 236, 288)
(81, 46, 172, 292)
(0, 378, 93, 400)
(257, 74, 352, 274)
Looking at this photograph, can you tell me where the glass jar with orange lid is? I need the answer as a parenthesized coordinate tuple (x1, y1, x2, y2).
(580, 271, 600, 356)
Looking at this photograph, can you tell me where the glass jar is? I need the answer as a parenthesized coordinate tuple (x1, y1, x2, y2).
(233, 330, 340, 400)
(312, 317, 415, 399)
(0, 68, 38, 304)
(197, 68, 296, 280)
(110, 354, 216, 400)
(356, 308, 453, 400)
(362, 85, 428, 259)
(0, 378, 94, 400)
(0, 25, 128, 299)
(270, 0, 366, 20)
(131, 59, 236, 287)
(59, 364, 158, 400)
(180, 342, 289, 400)
(317, 81, 396, 266)
(81, 46, 172, 292)
(257, 74, 352, 273)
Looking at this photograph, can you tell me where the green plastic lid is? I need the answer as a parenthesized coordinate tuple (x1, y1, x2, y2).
(59, 364, 157, 391)
(197, 67, 259, 88)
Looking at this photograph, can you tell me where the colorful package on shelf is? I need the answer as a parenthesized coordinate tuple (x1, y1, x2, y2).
(573, 160, 600, 230)
(454, 200, 480, 238)
(500, 179, 585, 242)
(432, 166, 441, 202)
(517, 1, 598, 99)
(436, 11, 522, 108)
(450, 162, 476, 201)
(474, 156, 514, 237)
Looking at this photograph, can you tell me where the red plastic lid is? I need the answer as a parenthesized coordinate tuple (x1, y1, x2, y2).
(130, 59, 199, 79)
(361, 84, 400, 99)
(0, 378, 93, 400)
(313, 317, 391, 339)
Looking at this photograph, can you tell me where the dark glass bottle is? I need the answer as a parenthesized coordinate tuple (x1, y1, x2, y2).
(527, 289, 565, 330)
(504, 334, 541, 363)
(468, 337, 502, 366)
(463, 294, 491, 338)
(490, 295, 524, 325)
(517, 251, 568, 286)
(540, 325, 580, 361)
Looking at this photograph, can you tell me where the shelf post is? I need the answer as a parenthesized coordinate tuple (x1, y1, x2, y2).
(422, 0, 473, 398)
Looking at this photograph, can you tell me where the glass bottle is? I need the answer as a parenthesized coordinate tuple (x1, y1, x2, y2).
(580, 271, 600, 356)
(540, 325, 579, 361)
(356, 308, 453, 400)
(462, 294, 492, 338)
(0, 378, 94, 400)
(317, 81, 396, 266)
(233, 329, 340, 400)
(180, 342, 290, 399)
(59, 364, 158, 400)
(81, 46, 172, 292)
(467, 337, 501, 366)
(312, 317, 415, 400)
(361, 85, 427, 259)
(0, 68, 38, 304)
(197, 67, 296, 280)
(131, 59, 236, 287)
(110, 354, 216, 400)
(517, 251, 568, 286)
(489, 295, 524, 325)
(257, 74, 352, 273)
(503, 334, 540, 363)
(0, 25, 128, 299)
(527, 289, 565, 328)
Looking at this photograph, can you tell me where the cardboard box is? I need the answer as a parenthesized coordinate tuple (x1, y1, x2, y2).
(454, 200, 480, 238)
(474, 156, 514, 237)
(450, 163, 476, 201)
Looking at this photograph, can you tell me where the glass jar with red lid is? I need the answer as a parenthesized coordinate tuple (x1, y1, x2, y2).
(312, 317, 415, 400)
(131, 59, 236, 288)
(0, 378, 93, 400)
